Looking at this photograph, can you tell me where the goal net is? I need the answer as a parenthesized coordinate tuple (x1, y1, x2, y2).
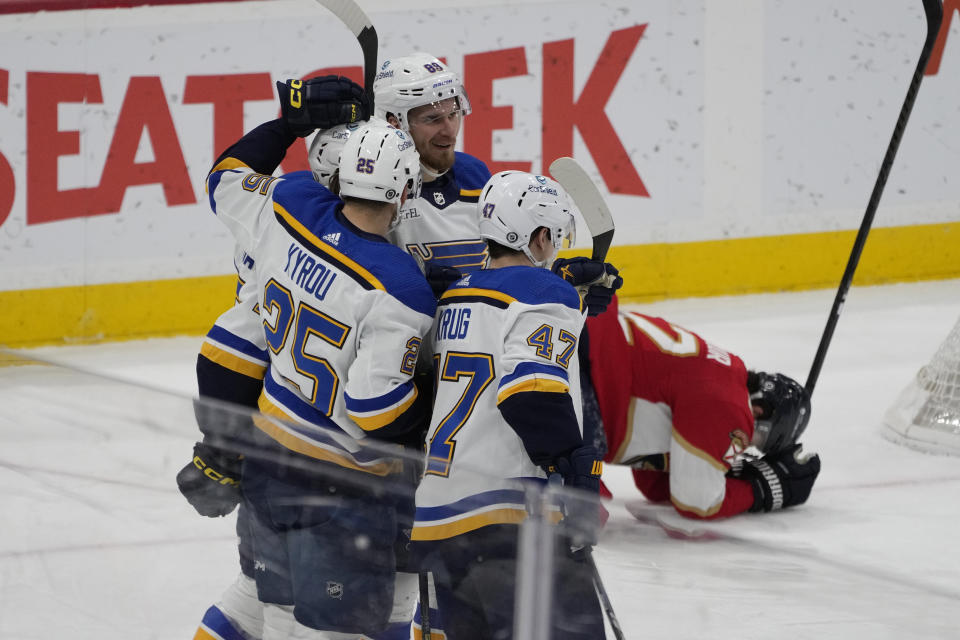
(882, 316, 960, 455)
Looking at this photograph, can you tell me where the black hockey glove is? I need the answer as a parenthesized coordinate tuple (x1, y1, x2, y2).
(549, 445, 604, 551)
(737, 444, 821, 512)
(276, 75, 370, 137)
(551, 257, 623, 316)
(425, 263, 463, 299)
(176, 442, 242, 517)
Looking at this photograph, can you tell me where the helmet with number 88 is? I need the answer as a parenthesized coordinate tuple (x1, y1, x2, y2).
(337, 119, 422, 207)
(307, 122, 360, 187)
(373, 52, 472, 131)
(477, 171, 577, 268)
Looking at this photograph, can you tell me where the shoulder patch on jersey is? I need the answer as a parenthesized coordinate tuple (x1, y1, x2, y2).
(452, 152, 492, 190)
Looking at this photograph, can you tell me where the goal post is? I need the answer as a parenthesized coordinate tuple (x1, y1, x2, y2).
(882, 316, 960, 455)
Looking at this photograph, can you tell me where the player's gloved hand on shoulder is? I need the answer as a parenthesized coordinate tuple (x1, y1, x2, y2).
(549, 445, 604, 551)
(176, 441, 242, 517)
(551, 257, 623, 316)
(276, 75, 370, 137)
(737, 444, 820, 512)
(425, 264, 463, 299)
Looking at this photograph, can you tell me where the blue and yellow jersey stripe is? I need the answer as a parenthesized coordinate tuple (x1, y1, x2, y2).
(412, 485, 563, 541)
(253, 375, 402, 476)
(344, 381, 419, 432)
(497, 361, 570, 404)
(200, 325, 269, 380)
(439, 287, 515, 309)
(273, 202, 386, 292)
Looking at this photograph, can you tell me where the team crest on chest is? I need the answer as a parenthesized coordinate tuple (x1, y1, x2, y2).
(433, 191, 446, 206)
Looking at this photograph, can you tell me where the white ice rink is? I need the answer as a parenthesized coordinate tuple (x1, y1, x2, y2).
(3, 279, 960, 639)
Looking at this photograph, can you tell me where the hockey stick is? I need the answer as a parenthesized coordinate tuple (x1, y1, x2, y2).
(584, 548, 626, 640)
(549, 157, 616, 262)
(418, 572, 432, 640)
(805, 0, 943, 396)
(314, 0, 378, 106)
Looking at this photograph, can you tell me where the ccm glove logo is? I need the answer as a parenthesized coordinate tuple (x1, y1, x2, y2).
(192, 455, 239, 486)
(288, 79, 303, 108)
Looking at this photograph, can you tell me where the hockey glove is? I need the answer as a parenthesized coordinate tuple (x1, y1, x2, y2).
(276, 75, 370, 137)
(549, 445, 604, 550)
(176, 442, 242, 517)
(737, 444, 821, 512)
(551, 257, 623, 316)
(425, 263, 463, 299)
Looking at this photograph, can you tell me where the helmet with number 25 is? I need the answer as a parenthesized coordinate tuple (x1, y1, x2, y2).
(338, 120, 422, 208)
(373, 52, 472, 131)
(478, 171, 577, 269)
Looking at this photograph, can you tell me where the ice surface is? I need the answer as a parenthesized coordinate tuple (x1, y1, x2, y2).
(3, 279, 960, 639)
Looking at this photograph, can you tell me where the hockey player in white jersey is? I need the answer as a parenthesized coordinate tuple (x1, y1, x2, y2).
(375, 52, 622, 315)
(181, 73, 436, 639)
(374, 53, 491, 280)
(179, 121, 368, 640)
(411, 171, 606, 639)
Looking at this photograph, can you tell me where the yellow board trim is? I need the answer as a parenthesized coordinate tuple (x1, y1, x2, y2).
(3, 221, 958, 347)
(568, 221, 960, 302)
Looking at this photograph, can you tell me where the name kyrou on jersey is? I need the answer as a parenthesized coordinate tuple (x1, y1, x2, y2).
(283, 243, 338, 301)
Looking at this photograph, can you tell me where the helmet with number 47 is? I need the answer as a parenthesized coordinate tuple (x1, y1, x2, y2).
(338, 120, 422, 208)
(373, 52, 472, 131)
(478, 171, 577, 268)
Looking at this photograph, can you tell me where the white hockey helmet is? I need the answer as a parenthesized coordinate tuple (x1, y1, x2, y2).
(307, 122, 361, 187)
(478, 171, 578, 268)
(338, 120, 422, 207)
(373, 52, 472, 131)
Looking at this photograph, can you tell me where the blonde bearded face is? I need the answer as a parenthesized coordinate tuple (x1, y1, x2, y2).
(406, 98, 463, 177)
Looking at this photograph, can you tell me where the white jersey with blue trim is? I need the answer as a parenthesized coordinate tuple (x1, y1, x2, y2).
(207, 160, 436, 474)
(199, 171, 321, 383)
(199, 246, 269, 381)
(412, 266, 585, 542)
(389, 152, 491, 274)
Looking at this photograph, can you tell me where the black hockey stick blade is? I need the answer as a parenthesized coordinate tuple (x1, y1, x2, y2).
(549, 157, 616, 261)
(418, 571, 432, 639)
(805, 0, 943, 397)
(314, 0, 378, 106)
(584, 547, 626, 640)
